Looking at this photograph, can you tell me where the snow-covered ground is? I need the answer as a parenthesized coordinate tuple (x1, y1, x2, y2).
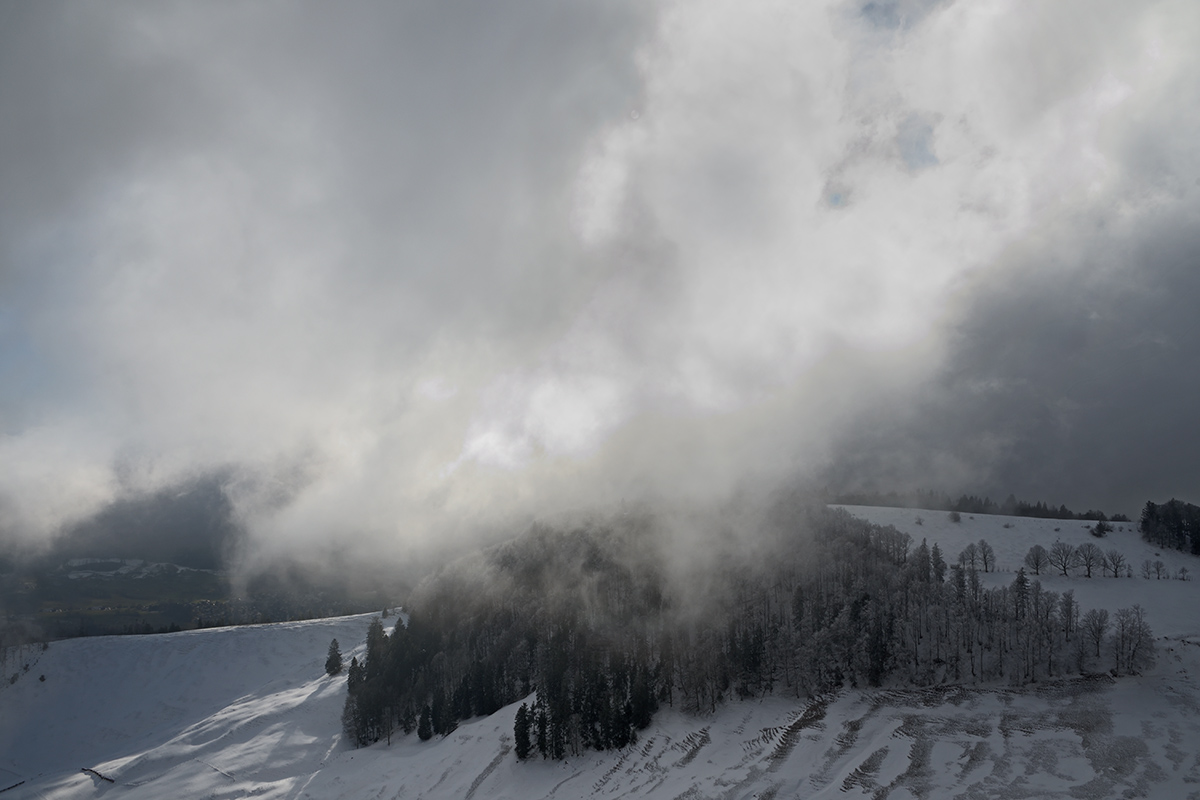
(2, 508, 1199, 799)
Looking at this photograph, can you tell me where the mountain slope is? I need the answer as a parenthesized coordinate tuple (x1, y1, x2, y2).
(2, 508, 1199, 799)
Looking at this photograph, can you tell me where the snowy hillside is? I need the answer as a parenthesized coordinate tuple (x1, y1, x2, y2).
(3, 508, 1200, 799)
(835, 505, 1200, 639)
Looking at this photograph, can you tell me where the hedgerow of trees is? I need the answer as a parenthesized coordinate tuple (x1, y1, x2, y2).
(338, 505, 1154, 756)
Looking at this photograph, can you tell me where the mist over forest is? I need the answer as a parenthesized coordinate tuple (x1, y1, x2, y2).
(4, 5, 1200, 798)
(1, 0, 1198, 588)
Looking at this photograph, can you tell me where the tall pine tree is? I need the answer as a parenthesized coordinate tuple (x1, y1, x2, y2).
(514, 703, 532, 760)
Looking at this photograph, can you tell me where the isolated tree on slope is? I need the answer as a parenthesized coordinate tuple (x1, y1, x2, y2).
(325, 639, 343, 675)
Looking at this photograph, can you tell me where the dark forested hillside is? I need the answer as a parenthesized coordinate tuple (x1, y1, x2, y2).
(1140, 499, 1200, 554)
(341, 503, 1154, 756)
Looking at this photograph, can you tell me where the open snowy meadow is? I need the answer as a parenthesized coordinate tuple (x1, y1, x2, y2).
(3, 507, 1200, 799)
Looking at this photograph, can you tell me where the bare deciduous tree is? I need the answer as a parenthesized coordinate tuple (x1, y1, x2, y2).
(1076, 543, 1103, 578)
(978, 539, 996, 573)
(1048, 542, 1078, 577)
(1081, 608, 1109, 659)
(1024, 545, 1050, 576)
(1103, 549, 1126, 578)
(959, 542, 979, 571)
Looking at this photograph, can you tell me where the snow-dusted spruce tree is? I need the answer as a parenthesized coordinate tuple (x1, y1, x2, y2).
(514, 703, 532, 760)
(325, 639, 343, 676)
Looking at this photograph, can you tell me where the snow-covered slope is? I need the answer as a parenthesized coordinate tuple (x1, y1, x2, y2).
(836, 505, 1200, 638)
(2, 508, 1199, 799)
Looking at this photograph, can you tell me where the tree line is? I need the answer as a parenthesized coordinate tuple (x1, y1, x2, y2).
(832, 490, 1127, 522)
(336, 504, 1154, 757)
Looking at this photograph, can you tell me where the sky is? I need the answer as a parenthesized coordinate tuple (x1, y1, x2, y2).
(1, 0, 1198, 567)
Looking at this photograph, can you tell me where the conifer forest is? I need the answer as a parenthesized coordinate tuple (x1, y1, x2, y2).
(340, 503, 1154, 757)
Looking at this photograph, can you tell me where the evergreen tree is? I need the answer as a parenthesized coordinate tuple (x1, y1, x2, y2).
(364, 617, 386, 681)
(342, 692, 362, 746)
(1011, 569, 1030, 621)
(418, 704, 433, 741)
(347, 656, 364, 692)
(535, 698, 548, 758)
(325, 638, 343, 676)
(514, 703, 532, 760)
(930, 543, 946, 583)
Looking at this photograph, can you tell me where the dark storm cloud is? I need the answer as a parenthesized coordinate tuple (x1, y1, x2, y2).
(827, 203, 1200, 516)
(1, 0, 1198, 563)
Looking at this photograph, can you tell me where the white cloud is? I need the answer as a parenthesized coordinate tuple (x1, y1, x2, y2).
(1, 0, 1197, 557)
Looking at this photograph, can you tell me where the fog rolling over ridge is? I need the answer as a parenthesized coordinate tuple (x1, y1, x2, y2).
(1, 0, 1198, 571)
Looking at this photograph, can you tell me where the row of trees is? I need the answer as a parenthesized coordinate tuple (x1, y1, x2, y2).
(337, 505, 1155, 757)
(1023, 540, 1192, 581)
(1023, 542, 1124, 578)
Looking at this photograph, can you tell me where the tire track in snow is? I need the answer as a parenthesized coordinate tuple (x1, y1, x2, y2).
(464, 739, 511, 800)
(767, 695, 828, 772)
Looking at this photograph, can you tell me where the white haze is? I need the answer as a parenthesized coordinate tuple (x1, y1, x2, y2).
(0, 0, 1197, 564)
